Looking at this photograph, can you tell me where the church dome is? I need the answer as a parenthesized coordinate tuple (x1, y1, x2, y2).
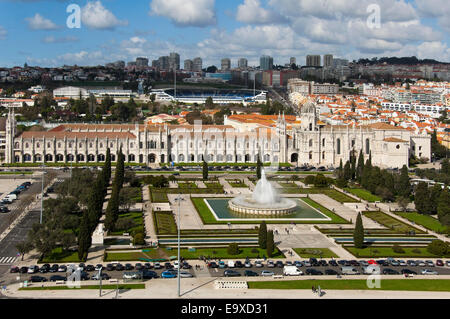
(300, 100, 316, 114)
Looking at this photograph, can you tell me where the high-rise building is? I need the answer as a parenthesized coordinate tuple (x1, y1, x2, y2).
(193, 57, 203, 72)
(323, 54, 333, 68)
(136, 57, 149, 68)
(169, 52, 180, 71)
(238, 58, 248, 69)
(260, 55, 273, 70)
(184, 59, 193, 71)
(221, 58, 231, 71)
(158, 56, 170, 70)
(290, 57, 296, 66)
(306, 55, 321, 67)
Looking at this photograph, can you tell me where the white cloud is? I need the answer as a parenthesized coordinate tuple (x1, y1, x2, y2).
(149, 0, 216, 27)
(416, 0, 450, 33)
(417, 41, 450, 61)
(42, 36, 79, 44)
(0, 26, 6, 40)
(236, 0, 286, 24)
(81, 1, 128, 30)
(25, 13, 60, 30)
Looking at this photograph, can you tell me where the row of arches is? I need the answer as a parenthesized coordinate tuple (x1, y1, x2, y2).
(304, 138, 370, 156)
(168, 154, 277, 163)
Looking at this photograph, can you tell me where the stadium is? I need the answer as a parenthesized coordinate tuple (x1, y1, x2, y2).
(151, 88, 267, 105)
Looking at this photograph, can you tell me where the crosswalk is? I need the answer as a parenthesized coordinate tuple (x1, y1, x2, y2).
(0, 257, 17, 264)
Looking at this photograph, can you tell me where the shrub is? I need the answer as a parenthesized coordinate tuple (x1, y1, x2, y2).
(392, 244, 405, 253)
(412, 248, 422, 254)
(304, 175, 315, 185)
(227, 243, 240, 255)
(115, 217, 136, 231)
(427, 240, 449, 256)
(133, 233, 145, 246)
(251, 248, 259, 254)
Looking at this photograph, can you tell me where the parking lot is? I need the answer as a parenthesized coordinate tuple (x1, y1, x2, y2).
(4, 258, 450, 285)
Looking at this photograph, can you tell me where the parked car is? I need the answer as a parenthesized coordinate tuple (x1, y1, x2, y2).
(319, 260, 328, 267)
(0, 206, 10, 213)
(27, 265, 39, 274)
(415, 260, 426, 267)
(235, 261, 243, 268)
(275, 261, 284, 268)
(421, 269, 438, 275)
(10, 266, 19, 273)
(283, 266, 303, 276)
(218, 261, 227, 269)
(125, 263, 134, 271)
(406, 260, 417, 267)
(30, 276, 47, 283)
(266, 261, 275, 268)
(19, 266, 28, 274)
(261, 270, 275, 277)
(179, 272, 194, 278)
(436, 260, 444, 267)
(208, 262, 218, 269)
(398, 260, 407, 266)
(154, 262, 162, 269)
(144, 263, 152, 270)
(50, 275, 66, 282)
(115, 264, 125, 271)
(244, 261, 252, 268)
(182, 262, 191, 269)
(255, 261, 263, 268)
(142, 270, 158, 279)
(244, 270, 259, 277)
(285, 261, 293, 266)
(329, 260, 338, 267)
(224, 270, 241, 277)
(106, 264, 115, 271)
(425, 260, 434, 267)
(401, 269, 417, 275)
(382, 268, 399, 275)
(92, 273, 110, 280)
(306, 269, 323, 275)
(85, 265, 95, 272)
(58, 265, 67, 272)
(50, 264, 59, 273)
(95, 264, 103, 271)
(325, 269, 339, 275)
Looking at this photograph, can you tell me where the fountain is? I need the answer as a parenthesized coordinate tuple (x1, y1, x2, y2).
(228, 169, 297, 215)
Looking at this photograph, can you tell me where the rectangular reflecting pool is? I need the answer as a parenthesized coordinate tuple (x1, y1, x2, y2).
(204, 198, 330, 221)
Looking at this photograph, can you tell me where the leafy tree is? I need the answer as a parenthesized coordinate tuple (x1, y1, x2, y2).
(304, 175, 315, 185)
(397, 165, 411, 198)
(429, 184, 442, 215)
(426, 240, 449, 256)
(353, 212, 365, 248)
(133, 233, 146, 246)
(115, 217, 136, 232)
(356, 150, 365, 183)
(343, 160, 352, 181)
(77, 212, 91, 261)
(313, 174, 329, 187)
(437, 189, 450, 226)
(205, 96, 214, 109)
(119, 187, 140, 211)
(397, 196, 410, 212)
(266, 230, 274, 258)
(16, 241, 33, 261)
(258, 221, 267, 249)
(61, 232, 76, 252)
(414, 182, 431, 214)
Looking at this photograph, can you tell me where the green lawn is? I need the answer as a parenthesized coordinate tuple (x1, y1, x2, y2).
(154, 211, 177, 235)
(109, 211, 144, 236)
(40, 247, 82, 263)
(293, 248, 338, 258)
(0, 171, 33, 175)
(248, 279, 450, 292)
(20, 284, 145, 290)
(363, 211, 425, 234)
(344, 188, 381, 202)
(150, 188, 169, 203)
(396, 212, 447, 233)
(345, 246, 450, 258)
(278, 187, 359, 203)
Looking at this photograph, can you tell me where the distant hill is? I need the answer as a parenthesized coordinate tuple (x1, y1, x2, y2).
(355, 56, 449, 65)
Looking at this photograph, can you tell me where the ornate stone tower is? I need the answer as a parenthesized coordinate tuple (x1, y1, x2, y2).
(300, 100, 317, 131)
(276, 112, 288, 163)
(5, 107, 16, 164)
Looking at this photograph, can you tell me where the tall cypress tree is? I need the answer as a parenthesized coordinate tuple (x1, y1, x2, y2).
(437, 189, 450, 226)
(353, 212, 365, 249)
(104, 148, 111, 186)
(343, 160, 351, 181)
(398, 165, 411, 198)
(258, 221, 267, 249)
(430, 184, 442, 215)
(116, 148, 125, 189)
(202, 160, 208, 180)
(256, 154, 262, 180)
(266, 230, 274, 258)
(104, 185, 120, 231)
(356, 150, 365, 183)
(77, 212, 92, 261)
(350, 152, 356, 180)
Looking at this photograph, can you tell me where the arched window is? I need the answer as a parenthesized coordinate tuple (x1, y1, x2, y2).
(47, 143, 51, 148)
(217, 154, 223, 162)
(36, 143, 40, 148)
(322, 138, 325, 147)
(322, 151, 325, 160)
(337, 138, 341, 155)
(24, 154, 31, 162)
(365, 138, 370, 155)
(264, 154, 270, 162)
(25, 143, 29, 148)
(226, 154, 233, 162)
(99, 143, 103, 148)
(79, 143, 83, 148)
(178, 154, 185, 162)
(309, 151, 312, 160)
(57, 143, 61, 148)
(236, 154, 242, 162)
(309, 123, 313, 131)
(208, 154, 214, 162)
(130, 143, 134, 148)
(309, 139, 313, 148)
(14, 142, 19, 149)
(89, 143, 93, 148)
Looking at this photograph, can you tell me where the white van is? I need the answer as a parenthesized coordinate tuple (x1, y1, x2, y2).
(5, 194, 16, 201)
(227, 260, 235, 268)
(341, 266, 359, 275)
(283, 266, 303, 276)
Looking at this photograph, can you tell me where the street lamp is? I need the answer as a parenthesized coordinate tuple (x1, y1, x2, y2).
(174, 194, 185, 297)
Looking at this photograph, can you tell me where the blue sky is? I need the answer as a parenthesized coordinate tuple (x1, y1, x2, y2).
(0, 0, 448, 67)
